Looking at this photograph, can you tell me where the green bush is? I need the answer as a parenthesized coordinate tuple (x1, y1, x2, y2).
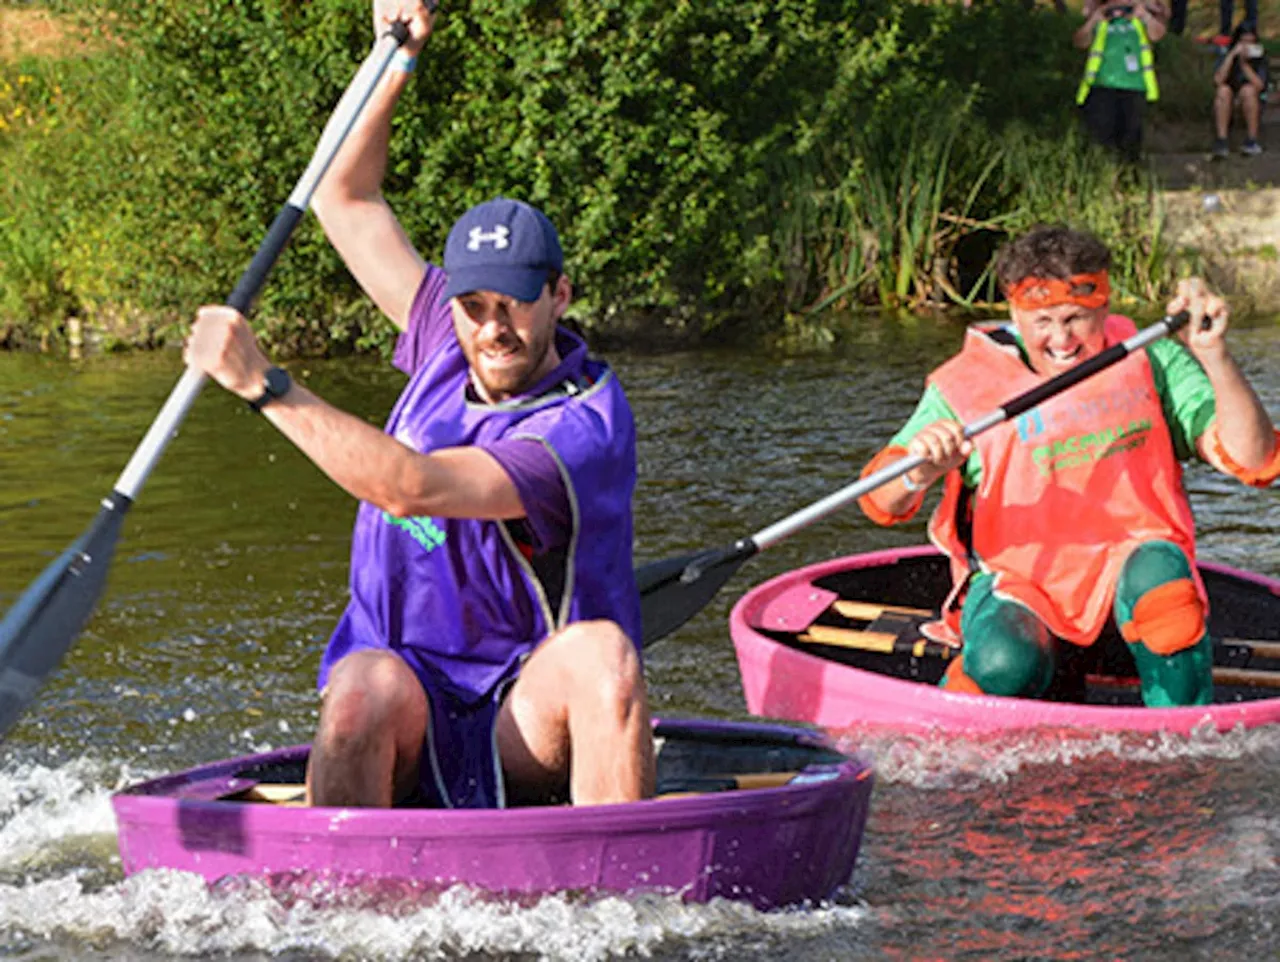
(0, 63, 76, 345)
(0, 0, 1196, 351)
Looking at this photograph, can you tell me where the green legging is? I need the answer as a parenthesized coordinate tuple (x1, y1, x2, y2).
(944, 540, 1213, 706)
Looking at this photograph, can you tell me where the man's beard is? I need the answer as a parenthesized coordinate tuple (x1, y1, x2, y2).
(469, 327, 556, 401)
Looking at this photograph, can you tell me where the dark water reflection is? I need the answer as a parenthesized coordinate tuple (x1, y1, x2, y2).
(861, 749, 1280, 961)
(2, 313, 1280, 960)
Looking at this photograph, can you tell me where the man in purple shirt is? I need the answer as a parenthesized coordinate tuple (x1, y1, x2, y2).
(182, 0, 654, 810)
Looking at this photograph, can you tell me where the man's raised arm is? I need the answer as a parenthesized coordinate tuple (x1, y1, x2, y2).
(311, 0, 436, 331)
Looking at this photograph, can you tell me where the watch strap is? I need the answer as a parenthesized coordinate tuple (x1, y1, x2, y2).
(248, 366, 292, 413)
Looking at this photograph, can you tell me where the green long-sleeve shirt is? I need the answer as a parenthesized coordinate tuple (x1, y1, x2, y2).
(888, 327, 1218, 489)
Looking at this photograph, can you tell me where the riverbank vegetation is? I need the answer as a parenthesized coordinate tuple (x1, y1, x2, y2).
(0, 0, 1256, 353)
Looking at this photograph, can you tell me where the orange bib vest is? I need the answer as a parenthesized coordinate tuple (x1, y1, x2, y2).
(926, 315, 1205, 646)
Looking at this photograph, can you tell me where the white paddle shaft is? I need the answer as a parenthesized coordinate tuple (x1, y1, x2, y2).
(113, 30, 406, 500)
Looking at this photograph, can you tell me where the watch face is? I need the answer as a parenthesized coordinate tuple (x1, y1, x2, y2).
(264, 366, 291, 398)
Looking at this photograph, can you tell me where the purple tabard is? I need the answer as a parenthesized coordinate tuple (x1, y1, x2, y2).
(318, 275, 640, 706)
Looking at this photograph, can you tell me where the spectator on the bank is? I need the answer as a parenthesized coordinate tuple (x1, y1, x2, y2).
(1074, 0, 1168, 162)
(1212, 21, 1269, 157)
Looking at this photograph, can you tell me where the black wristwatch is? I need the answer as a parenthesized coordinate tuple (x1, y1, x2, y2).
(247, 366, 292, 413)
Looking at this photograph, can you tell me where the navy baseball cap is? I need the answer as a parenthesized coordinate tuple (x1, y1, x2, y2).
(441, 197, 564, 302)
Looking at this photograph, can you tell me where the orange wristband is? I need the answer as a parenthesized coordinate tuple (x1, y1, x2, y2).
(858, 446, 925, 526)
(1206, 423, 1280, 488)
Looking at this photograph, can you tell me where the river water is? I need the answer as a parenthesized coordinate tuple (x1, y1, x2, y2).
(2, 314, 1280, 961)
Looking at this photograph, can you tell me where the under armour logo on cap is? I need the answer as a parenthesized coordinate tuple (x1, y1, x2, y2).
(467, 225, 510, 251)
(443, 197, 564, 303)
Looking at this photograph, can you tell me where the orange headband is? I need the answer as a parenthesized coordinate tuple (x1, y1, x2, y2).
(1007, 272, 1110, 310)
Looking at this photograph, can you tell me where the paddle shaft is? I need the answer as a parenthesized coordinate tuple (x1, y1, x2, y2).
(114, 24, 409, 501)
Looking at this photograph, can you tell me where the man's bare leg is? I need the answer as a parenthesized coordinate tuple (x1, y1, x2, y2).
(1214, 84, 1233, 139)
(306, 649, 429, 807)
(496, 620, 655, 806)
(1242, 86, 1261, 140)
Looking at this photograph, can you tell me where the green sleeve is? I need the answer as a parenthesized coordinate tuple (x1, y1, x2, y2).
(1144, 340, 1217, 461)
(887, 383, 984, 488)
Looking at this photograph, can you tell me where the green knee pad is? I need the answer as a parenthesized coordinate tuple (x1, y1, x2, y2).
(1128, 633, 1214, 707)
(953, 575, 1055, 698)
(1115, 540, 1194, 611)
(1115, 540, 1213, 708)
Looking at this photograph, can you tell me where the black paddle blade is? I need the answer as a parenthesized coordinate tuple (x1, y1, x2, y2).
(638, 539, 758, 647)
(0, 492, 132, 740)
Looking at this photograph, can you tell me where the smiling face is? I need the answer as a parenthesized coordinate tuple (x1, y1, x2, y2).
(1010, 301, 1109, 376)
(450, 274, 570, 402)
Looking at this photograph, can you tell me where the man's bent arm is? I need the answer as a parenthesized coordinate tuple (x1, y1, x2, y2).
(1138, 7, 1167, 42)
(1073, 7, 1103, 48)
(1195, 350, 1277, 472)
(262, 384, 526, 519)
(1165, 279, 1275, 476)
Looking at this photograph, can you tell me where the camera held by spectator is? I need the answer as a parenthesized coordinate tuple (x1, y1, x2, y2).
(1211, 20, 1269, 158)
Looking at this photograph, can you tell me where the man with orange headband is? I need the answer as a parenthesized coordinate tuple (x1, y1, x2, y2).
(858, 225, 1280, 706)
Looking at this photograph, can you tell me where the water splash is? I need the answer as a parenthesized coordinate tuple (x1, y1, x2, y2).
(838, 721, 1280, 790)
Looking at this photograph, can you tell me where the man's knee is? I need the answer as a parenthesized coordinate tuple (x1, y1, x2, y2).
(1120, 580, 1206, 656)
(500, 621, 651, 802)
(321, 650, 426, 740)
(961, 632, 1054, 698)
(545, 620, 646, 707)
(1117, 541, 1205, 656)
(955, 585, 1054, 697)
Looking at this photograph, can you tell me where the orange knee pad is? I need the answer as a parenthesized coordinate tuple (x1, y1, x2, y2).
(1120, 578, 1206, 656)
(942, 655, 984, 695)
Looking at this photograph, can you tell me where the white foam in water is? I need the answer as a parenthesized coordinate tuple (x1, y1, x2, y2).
(0, 869, 870, 956)
(0, 868, 867, 960)
(841, 720, 1280, 789)
(0, 758, 134, 863)
(1161, 809, 1280, 919)
(0, 757, 868, 960)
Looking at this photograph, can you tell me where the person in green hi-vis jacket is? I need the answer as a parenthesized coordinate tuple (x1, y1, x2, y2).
(1073, 0, 1168, 161)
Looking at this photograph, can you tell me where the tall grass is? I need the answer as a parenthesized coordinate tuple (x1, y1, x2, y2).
(772, 116, 1187, 317)
(768, 149, 872, 317)
(1150, 34, 1220, 126)
(846, 105, 1006, 307)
